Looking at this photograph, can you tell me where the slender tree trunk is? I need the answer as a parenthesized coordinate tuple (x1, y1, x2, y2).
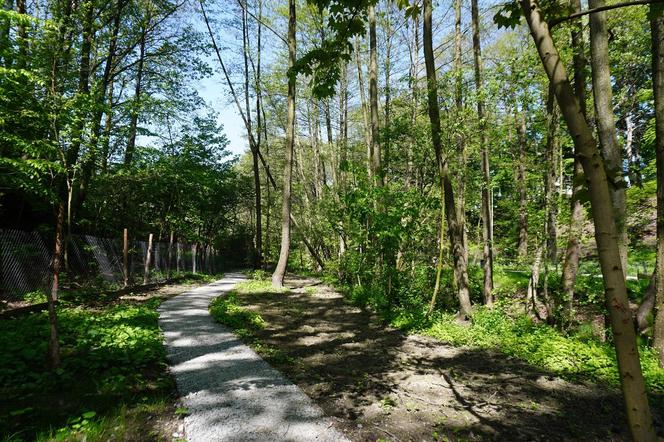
(368, 4, 381, 185)
(561, 0, 587, 320)
(527, 243, 543, 318)
(520, 1, 655, 437)
(407, 14, 419, 185)
(124, 28, 146, 167)
(652, 3, 664, 368)
(545, 91, 559, 264)
(384, 5, 392, 178)
(143, 233, 153, 284)
(47, 202, 64, 369)
(355, 37, 372, 178)
(123, 228, 129, 286)
(516, 112, 528, 259)
(423, 0, 472, 319)
(272, 0, 296, 288)
(471, 0, 493, 304)
(453, 0, 468, 267)
(167, 231, 174, 278)
(589, 0, 628, 274)
(428, 194, 445, 316)
(240, 1, 262, 269)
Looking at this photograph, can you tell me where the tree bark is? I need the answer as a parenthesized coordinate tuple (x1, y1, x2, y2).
(47, 202, 64, 369)
(368, 4, 382, 186)
(560, 0, 587, 320)
(143, 233, 153, 284)
(520, 0, 655, 437)
(652, 2, 664, 368)
(516, 112, 528, 259)
(423, 0, 472, 318)
(589, 0, 628, 274)
(272, 0, 296, 288)
(241, 0, 262, 269)
(355, 37, 372, 178)
(471, 0, 494, 305)
(124, 25, 147, 167)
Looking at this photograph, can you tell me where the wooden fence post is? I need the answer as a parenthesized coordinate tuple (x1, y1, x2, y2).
(123, 228, 129, 287)
(143, 233, 153, 284)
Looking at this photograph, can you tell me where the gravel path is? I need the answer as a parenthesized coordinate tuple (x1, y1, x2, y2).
(158, 273, 348, 442)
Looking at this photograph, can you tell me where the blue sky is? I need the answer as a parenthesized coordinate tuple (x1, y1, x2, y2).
(197, 72, 248, 157)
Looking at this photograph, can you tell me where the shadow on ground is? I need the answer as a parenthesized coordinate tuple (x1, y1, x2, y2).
(232, 275, 663, 442)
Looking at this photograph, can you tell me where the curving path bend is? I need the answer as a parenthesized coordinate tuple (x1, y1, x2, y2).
(158, 273, 348, 442)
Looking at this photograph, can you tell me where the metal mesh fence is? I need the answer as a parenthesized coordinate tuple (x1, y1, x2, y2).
(0, 229, 220, 308)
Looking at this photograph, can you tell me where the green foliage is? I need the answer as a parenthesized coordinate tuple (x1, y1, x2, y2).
(209, 292, 266, 337)
(408, 305, 664, 395)
(0, 295, 175, 439)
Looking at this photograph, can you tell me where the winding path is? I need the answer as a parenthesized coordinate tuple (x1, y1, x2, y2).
(158, 273, 348, 442)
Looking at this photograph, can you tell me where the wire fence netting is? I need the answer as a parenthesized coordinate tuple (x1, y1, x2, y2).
(0, 229, 220, 309)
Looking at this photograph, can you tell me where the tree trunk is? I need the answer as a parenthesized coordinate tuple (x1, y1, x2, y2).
(423, 0, 472, 319)
(368, 4, 382, 186)
(526, 243, 543, 318)
(124, 26, 147, 167)
(143, 233, 153, 284)
(47, 202, 64, 369)
(241, 1, 262, 269)
(272, 0, 296, 288)
(167, 231, 174, 278)
(355, 37, 372, 178)
(589, 0, 628, 274)
(516, 112, 528, 259)
(560, 0, 587, 321)
(520, 0, 655, 437)
(471, 0, 494, 305)
(652, 3, 664, 368)
(545, 91, 559, 264)
(123, 228, 129, 286)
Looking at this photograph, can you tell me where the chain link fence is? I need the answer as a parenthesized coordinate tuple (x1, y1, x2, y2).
(0, 229, 221, 310)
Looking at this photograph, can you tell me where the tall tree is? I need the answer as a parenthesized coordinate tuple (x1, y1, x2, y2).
(519, 0, 655, 437)
(652, 2, 664, 367)
(423, 0, 472, 318)
(589, 0, 628, 273)
(272, 0, 296, 288)
(471, 0, 494, 305)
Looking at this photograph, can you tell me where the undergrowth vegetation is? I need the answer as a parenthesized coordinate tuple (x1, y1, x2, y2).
(327, 265, 664, 400)
(209, 274, 293, 365)
(0, 275, 218, 441)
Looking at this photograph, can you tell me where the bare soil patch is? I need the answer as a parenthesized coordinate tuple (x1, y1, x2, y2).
(231, 275, 661, 442)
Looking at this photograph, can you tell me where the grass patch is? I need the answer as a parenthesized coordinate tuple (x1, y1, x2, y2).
(391, 304, 664, 396)
(0, 290, 184, 440)
(209, 289, 295, 366)
(209, 292, 265, 337)
(234, 279, 289, 295)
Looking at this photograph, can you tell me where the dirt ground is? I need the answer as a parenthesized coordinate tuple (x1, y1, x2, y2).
(232, 276, 663, 442)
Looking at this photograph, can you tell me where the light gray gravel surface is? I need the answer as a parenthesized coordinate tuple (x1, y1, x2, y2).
(158, 273, 349, 442)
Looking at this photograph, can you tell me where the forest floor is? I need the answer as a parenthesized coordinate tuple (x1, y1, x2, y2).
(228, 275, 663, 442)
(0, 276, 216, 441)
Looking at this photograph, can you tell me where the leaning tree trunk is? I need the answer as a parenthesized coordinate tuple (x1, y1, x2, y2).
(271, 0, 296, 288)
(423, 0, 472, 318)
(652, 3, 664, 368)
(520, 0, 655, 438)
